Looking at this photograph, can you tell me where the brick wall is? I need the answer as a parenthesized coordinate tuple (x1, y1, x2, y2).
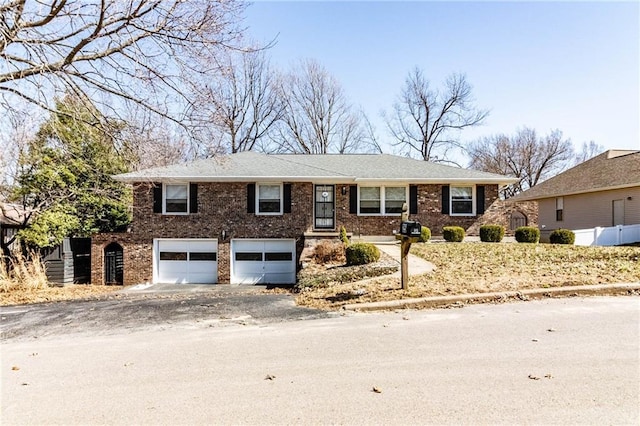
(468, 199, 538, 236)
(91, 233, 153, 286)
(334, 184, 535, 237)
(92, 182, 314, 285)
(91, 182, 534, 285)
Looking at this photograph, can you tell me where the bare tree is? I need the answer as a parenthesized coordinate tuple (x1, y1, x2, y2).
(0, 0, 246, 129)
(360, 110, 384, 154)
(574, 140, 605, 165)
(385, 68, 488, 163)
(119, 106, 189, 170)
(193, 50, 283, 154)
(275, 59, 377, 154)
(0, 103, 38, 199)
(467, 127, 575, 198)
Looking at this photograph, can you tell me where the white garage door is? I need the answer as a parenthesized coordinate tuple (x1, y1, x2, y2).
(156, 239, 218, 284)
(231, 239, 296, 285)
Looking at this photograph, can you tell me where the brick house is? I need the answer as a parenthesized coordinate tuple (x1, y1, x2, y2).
(91, 152, 521, 286)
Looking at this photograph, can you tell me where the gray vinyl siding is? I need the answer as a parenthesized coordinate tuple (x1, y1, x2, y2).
(43, 238, 92, 285)
(537, 187, 640, 241)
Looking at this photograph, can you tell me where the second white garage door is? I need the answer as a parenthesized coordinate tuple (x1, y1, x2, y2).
(231, 239, 296, 285)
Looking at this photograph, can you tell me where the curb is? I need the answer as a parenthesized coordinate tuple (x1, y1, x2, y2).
(342, 282, 640, 311)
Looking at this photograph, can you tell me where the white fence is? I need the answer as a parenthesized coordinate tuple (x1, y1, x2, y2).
(573, 224, 640, 246)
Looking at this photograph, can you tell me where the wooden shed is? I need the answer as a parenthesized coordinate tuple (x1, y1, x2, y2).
(43, 238, 92, 285)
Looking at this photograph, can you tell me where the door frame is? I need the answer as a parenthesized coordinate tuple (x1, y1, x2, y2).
(313, 184, 336, 230)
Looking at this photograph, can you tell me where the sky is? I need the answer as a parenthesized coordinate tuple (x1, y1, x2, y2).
(242, 0, 640, 161)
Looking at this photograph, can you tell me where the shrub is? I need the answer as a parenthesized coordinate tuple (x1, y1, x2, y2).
(419, 226, 431, 243)
(479, 225, 505, 243)
(345, 242, 380, 266)
(515, 226, 540, 243)
(442, 226, 465, 242)
(550, 229, 575, 245)
(313, 240, 345, 264)
(339, 226, 350, 245)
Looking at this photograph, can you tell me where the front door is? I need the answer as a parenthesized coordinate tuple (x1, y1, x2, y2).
(314, 185, 335, 229)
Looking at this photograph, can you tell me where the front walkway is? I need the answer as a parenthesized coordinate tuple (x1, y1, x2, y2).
(374, 242, 436, 276)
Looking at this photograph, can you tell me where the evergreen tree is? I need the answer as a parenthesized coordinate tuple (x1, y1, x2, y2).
(14, 95, 133, 248)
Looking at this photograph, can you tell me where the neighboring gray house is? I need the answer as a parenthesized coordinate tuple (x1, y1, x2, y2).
(91, 152, 518, 286)
(1, 203, 25, 257)
(1, 202, 92, 284)
(513, 150, 640, 242)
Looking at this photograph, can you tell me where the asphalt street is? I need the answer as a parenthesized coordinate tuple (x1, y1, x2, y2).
(2, 296, 639, 425)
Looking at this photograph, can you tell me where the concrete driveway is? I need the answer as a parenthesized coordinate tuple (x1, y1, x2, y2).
(0, 285, 332, 342)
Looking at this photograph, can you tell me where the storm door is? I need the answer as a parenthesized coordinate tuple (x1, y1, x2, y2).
(314, 185, 335, 229)
(104, 242, 124, 285)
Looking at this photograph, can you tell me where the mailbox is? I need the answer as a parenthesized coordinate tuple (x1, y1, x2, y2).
(400, 221, 422, 237)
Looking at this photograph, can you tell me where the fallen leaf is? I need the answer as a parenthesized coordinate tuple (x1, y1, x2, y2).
(372, 386, 382, 393)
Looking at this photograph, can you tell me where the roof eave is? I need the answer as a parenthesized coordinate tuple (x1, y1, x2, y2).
(113, 175, 358, 183)
(513, 182, 640, 201)
(353, 177, 519, 185)
(115, 175, 518, 185)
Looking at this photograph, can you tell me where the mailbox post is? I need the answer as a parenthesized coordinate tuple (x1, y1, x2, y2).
(396, 204, 421, 290)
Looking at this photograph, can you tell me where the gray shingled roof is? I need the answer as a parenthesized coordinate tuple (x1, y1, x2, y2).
(513, 150, 640, 201)
(114, 151, 516, 184)
(0, 203, 26, 226)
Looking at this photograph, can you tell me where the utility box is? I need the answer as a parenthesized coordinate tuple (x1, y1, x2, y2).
(400, 221, 422, 237)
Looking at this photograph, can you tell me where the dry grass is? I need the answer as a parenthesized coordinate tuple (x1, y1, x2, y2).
(0, 251, 119, 306)
(1, 285, 120, 306)
(296, 243, 640, 310)
(1, 251, 48, 292)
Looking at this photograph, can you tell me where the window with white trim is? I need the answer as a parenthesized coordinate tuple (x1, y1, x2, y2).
(555, 197, 563, 221)
(359, 186, 407, 215)
(164, 184, 188, 213)
(450, 186, 473, 215)
(257, 184, 282, 214)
